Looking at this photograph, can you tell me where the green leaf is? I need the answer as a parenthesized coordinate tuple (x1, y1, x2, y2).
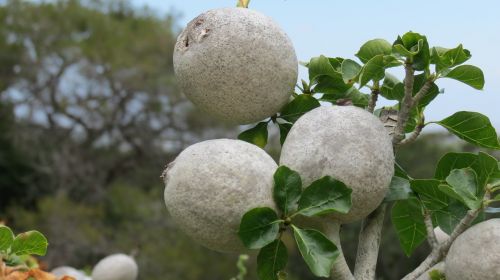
(442, 65, 484, 89)
(238, 207, 280, 249)
(384, 176, 412, 202)
(434, 111, 500, 149)
(395, 162, 411, 179)
(356, 38, 392, 63)
(11, 231, 48, 256)
(278, 122, 293, 146)
(0, 225, 14, 251)
(341, 59, 362, 83)
(280, 94, 320, 123)
(273, 166, 302, 216)
(297, 176, 352, 217)
(380, 73, 404, 101)
(320, 87, 370, 108)
(429, 269, 446, 280)
(238, 122, 268, 148)
(476, 152, 499, 192)
(444, 168, 481, 210)
(314, 74, 352, 95)
(391, 197, 427, 256)
(292, 225, 339, 277)
(257, 239, 288, 280)
(431, 45, 471, 73)
(392, 32, 430, 71)
(431, 200, 468, 234)
(434, 152, 479, 180)
(308, 55, 338, 82)
(358, 55, 385, 88)
(410, 179, 449, 211)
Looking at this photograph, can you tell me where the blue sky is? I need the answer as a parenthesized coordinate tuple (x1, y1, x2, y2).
(134, 0, 500, 129)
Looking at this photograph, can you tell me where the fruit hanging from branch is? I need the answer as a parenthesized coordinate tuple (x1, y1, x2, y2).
(173, 7, 298, 124)
(163, 139, 277, 252)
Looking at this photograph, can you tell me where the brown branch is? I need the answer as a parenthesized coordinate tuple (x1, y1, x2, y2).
(392, 63, 415, 145)
(398, 122, 425, 146)
(413, 80, 434, 105)
(367, 88, 379, 113)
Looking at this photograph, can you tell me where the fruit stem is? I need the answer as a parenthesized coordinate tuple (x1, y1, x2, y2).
(236, 0, 251, 8)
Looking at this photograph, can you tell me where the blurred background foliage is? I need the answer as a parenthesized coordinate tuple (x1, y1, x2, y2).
(0, 1, 498, 279)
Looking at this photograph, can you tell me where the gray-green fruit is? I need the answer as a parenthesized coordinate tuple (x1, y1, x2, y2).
(446, 219, 500, 280)
(91, 254, 138, 280)
(163, 139, 277, 252)
(173, 8, 297, 124)
(280, 106, 394, 223)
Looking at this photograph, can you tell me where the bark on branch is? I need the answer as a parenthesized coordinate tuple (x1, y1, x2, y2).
(323, 222, 355, 280)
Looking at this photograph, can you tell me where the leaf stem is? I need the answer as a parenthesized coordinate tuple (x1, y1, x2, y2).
(367, 81, 380, 113)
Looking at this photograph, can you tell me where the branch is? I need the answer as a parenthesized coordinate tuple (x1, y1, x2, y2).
(412, 80, 434, 105)
(367, 88, 379, 113)
(392, 63, 415, 145)
(398, 122, 425, 146)
(424, 213, 438, 249)
(322, 222, 355, 280)
(353, 204, 386, 280)
(402, 207, 482, 280)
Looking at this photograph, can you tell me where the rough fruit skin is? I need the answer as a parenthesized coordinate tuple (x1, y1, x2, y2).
(173, 8, 298, 124)
(279, 106, 394, 223)
(446, 219, 500, 280)
(163, 139, 277, 252)
(91, 254, 138, 280)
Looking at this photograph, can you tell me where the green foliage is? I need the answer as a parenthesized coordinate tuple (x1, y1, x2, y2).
(296, 177, 352, 216)
(279, 94, 320, 123)
(441, 65, 484, 89)
(429, 269, 446, 280)
(355, 39, 392, 63)
(442, 168, 481, 210)
(273, 166, 302, 216)
(0, 225, 48, 269)
(257, 240, 288, 280)
(433, 111, 500, 149)
(292, 226, 339, 277)
(391, 197, 427, 256)
(239, 166, 352, 279)
(238, 208, 280, 250)
(384, 176, 412, 202)
(238, 122, 269, 148)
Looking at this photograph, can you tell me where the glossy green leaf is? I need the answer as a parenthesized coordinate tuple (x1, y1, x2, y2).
(395, 162, 411, 179)
(308, 55, 337, 82)
(444, 168, 481, 210)
(391, 197, 427, 256)
(238, 207, 280, 249)
(410, 179, 449, 211)
(431, 45, 471, 73)
(476, 152, 499, 192)
(314, 74, 352, 95)
(278, 122, 293, 146)
(380, 73, 404, 101)
(257, 239, 288, 280)
(434, 111, 500, 149)
(273, 166, 302, 216)
(442, 65, 484, 90)
(341, 59, 362, 83)
(280, 94, 320, 123)
(384, 176, 412, 202)
(431, 200, 468, 234)
(297, 176, 352, 217)
(358, 55, 385, 88)
(320, 87, 370, 108)
(355, 38, 392, 63)
(11, 231, 48, 256)
(292, 225, 339, 277)
(238, 122, 268, 148)
(434, 152, 479, 180)
(0, 225, 14, 251)
(392, 32, 430, 70)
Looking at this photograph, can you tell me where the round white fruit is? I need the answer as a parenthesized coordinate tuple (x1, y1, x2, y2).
(51, 266, 90, 280)
(446, 219, 500, 280)
(279, 106, 394, 223)
(173, 7, 297, 124)
(91, 254, 138, 280)
(163, 139, 277, 252)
